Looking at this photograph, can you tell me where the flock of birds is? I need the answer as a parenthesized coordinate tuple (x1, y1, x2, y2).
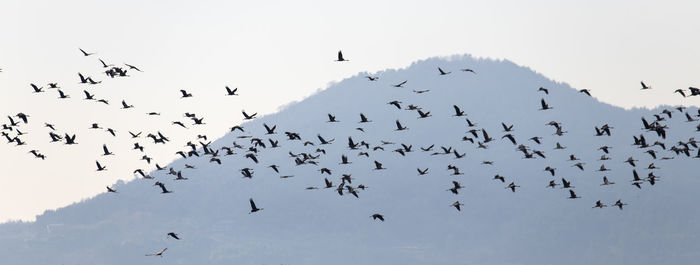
(2, 50, 700, 258)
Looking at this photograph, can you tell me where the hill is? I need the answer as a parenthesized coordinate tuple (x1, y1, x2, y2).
(1, 55, 699, 265)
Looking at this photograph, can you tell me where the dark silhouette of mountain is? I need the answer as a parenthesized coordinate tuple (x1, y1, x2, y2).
(1, 55, 698, 265)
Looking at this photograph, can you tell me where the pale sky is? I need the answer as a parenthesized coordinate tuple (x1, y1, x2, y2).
(0, 0, 699, 222)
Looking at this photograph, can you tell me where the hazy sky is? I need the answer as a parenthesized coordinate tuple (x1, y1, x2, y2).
(1, 0, 699, 222)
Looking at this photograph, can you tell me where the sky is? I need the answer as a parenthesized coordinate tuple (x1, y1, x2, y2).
(0, 0, 699, 222)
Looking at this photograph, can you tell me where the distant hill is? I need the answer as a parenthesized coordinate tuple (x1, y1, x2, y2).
(1, 54, 699, 265)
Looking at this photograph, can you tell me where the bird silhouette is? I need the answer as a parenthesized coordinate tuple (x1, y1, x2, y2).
(79, 48, 94, 56)
(146, 248, 167, 257)
(95, 161, 106, 171)
(395, 120, 408, 131)
(242, 110, 257, 120)
(393, 80, 407, 87)
(154, 182, 172, 193)
(167, 232, 180, 240)
(225, 86, 238, 96)
(539, 98, 552, 110)
(336, 50, 348, 61)
(180, 90, 193, 98)
(452, 201, 464, 211)
(640, 81, 651, 90)
(249, 198, 263, 213)
(568, 189, 581, 199)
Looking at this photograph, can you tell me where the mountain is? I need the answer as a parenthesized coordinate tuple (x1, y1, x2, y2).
(1, 55, 699, 265)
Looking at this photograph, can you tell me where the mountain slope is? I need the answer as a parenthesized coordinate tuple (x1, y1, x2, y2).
(1, 55, 699, 265)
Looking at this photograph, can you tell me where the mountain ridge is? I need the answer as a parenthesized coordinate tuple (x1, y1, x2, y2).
(1, 54, 699, 265)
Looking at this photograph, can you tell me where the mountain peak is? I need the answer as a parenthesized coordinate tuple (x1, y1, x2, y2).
(2, 55, 699, 265)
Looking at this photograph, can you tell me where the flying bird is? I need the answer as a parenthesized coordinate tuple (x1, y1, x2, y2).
(167, 232, 180, 240)
(539, 98, 552, 110)
(124, 63, 143, 72)
(640, 81, 651, 90)
(180, 89, 193, 98)
(249, 198, 263, 213)
(225, 86, 238, 96)
(79, 48, 94, 56)
(393, 80, 408, 88)
(242, 111, 257, 120)
(452, 201, 464, 211)
(336, 50, 348, 61)
(146, 248, 167, 257)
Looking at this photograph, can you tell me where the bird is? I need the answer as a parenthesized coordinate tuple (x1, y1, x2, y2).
(453, 105, 465, 116)
(124, 63, 143, 72)
(64, 134, 77, 145)
(106, 186, 117, 193)
(102, 144, 114, 156)
(121, 100, 134, 109)
(461, 68, 476, 73)
(447, 181, 464, 194)
(640, 81, 651, 90)
(561, 178, 574, 188)
(539, 98, 552, 110)
(146, 248, 167, 257)
(373, 161, 385, 170)
(242, 110, 257, 120)
(452, 201, 464, 211)
(180, 90, 193, 98)
(249, 198, 263, 213)
(601, 176, 615, 186)
(336, 50, 348, 61)
(438, 67, 451, 75)
(593, 200, 607, 208)
(225, 86, 238, 96)
(167, 232, 180, 240)
(79, 48, 94, 56)
(393, 80, 408, 87)
(579, 89, 592, 96)
(95, 161, 107, 171)
(538, 87, 549, 94)
(506, 182, 520, 192)
(568, 189, 581, 199)
(154, 182, 172, 193)
(30, 83, 44, 93)
(417, 168, 429, 175)
(417, 109, 431, 118)
(613, 200, 627, 210)
(57, 89, 70, 99)
(29, 150, 46, 160)
(98, 59, 113, 68)
(82, 90, 96, 100)
(675, 89, 687, 97)
(359, 113, 372, 123)
(366, 76, 378, 81)
(395, 120, 408, 131)
(493, 174, 505, 182)
(371, 213, 384, 222)
(327, 114, 339, 122)
(501, 122, 514, 132)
